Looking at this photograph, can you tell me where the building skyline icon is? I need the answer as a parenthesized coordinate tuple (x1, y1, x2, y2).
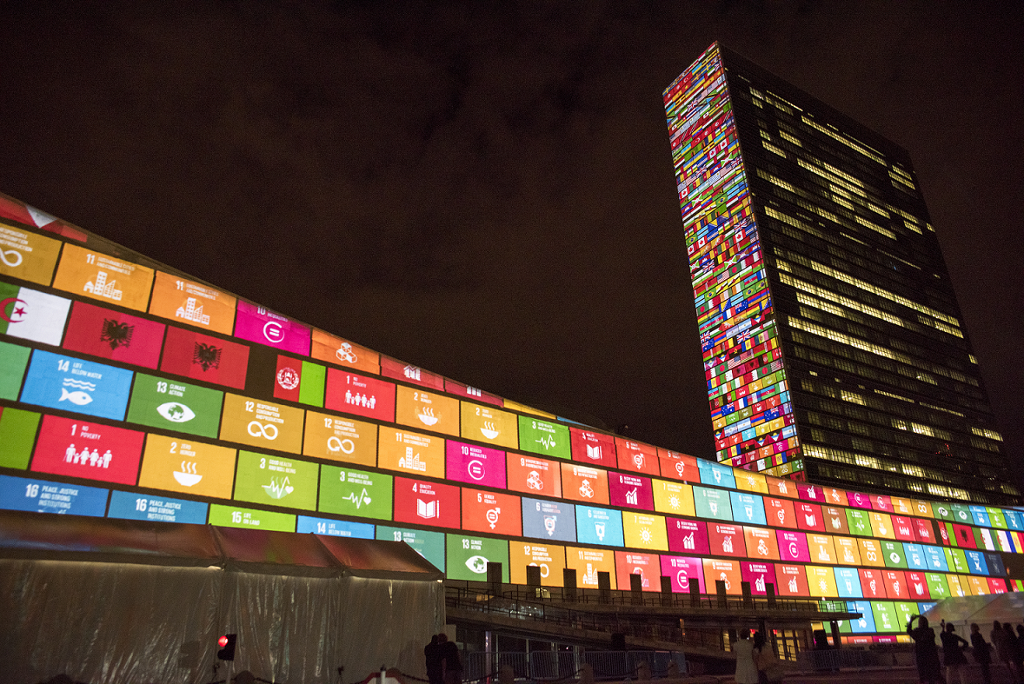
(664, 43, 1017, 506)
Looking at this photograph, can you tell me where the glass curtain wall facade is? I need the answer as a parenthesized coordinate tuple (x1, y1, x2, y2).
(664, 43, 1017, 506)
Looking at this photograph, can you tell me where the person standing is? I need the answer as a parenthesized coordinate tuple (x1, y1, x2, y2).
(424, 634, 443, 684)
(907, 615, 943, 684)
(733, 629, 759, 684)
(438, 633, 462, 684)
(971, 623, 992, 684)
(940, 623, 968, 684)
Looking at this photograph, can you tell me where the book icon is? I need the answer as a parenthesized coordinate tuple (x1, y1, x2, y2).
(417, 499, 437, 519)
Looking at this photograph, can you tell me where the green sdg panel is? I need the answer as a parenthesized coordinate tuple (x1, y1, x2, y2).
(318, 465, 393, 520)
(0, 407, 41, 469)
(0, 340, 31, 400)
(233, 451, 318, 511)
(517, 416, 570, 460)
(376, 526, 445, 572)
(126, 373, 224, 438)
(208, 503, 296, 532)
(446, 534, 509, 581)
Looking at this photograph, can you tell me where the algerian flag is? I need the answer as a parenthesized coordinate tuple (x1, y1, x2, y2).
(0, 282, 71, 346)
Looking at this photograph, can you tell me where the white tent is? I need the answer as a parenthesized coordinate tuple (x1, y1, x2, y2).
(0, 511, 445, 684)
(924, 593, 1024, 632)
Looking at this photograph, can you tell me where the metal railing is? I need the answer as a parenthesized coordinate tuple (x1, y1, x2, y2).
(462, 650, 686, 681)
(447, 581, 851, 616)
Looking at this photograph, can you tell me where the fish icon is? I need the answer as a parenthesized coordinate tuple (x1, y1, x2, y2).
(59, 388, 93, 406)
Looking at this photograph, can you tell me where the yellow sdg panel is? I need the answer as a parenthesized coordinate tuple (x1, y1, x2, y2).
(395, 386, 459, 437)
(219, 394, 304, 454)
(566, 547, 616, 589)
(138, 433, 236, 499)
(622, 512, 668, 551)
(652, 479, 695, 517)
(460, 402, 518, 449)
(509, 541, 566, 587)
(378, 426, 445, 479)
(303, 410, 378, 467)
(734, 470, 769, 494)
(869, 512, 896, 539)
(807, 534, 837, 564)
(805, 566, 839, 598)
(52, 243, 154, 311)
(0, 225, 62, 285)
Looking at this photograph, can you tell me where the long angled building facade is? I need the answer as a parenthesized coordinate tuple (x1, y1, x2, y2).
(664, 43, 1018, 506)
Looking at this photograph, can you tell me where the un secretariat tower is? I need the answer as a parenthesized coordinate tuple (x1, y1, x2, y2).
(664, 43, 1017, 506)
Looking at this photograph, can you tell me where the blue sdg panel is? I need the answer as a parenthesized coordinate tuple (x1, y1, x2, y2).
(20, 350, 133, 420)
(0, 473, 108, 516)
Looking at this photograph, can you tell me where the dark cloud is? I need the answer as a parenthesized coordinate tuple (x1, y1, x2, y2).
(0, 0, 1020, 477)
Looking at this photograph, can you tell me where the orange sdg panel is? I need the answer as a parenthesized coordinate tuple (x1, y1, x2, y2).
(310, 329, 380, 374)
(507, 455, 562, 499)
(52, 243, 154, 311)
(395, 386, 459, 437)
(303, 411, 378, 467)
(615, 551, 661, 592)
(219, 394, 304, 454)
(148, 271, 236, 335)
(703, 558, 742, 595)
(834, 537, 862, 565)
(461, 402, 518, 449)
(744, 526, 780, 561)
(560, 462, 609, 505)
(510, 541, 566, 587)
(566, 546, 616, 589)
(378, 427, 445, 479)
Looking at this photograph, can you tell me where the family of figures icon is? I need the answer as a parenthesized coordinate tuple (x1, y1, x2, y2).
(64, 444, 112, 468)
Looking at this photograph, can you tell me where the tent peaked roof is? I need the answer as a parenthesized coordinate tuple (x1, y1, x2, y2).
(924, 592, 1024, 626)
(0, 510, 443, 580)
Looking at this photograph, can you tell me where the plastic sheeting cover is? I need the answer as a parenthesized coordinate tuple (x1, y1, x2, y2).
(0, 512, 445, 684)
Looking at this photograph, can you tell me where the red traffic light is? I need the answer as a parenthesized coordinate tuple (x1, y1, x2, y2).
(217, 633, 237, 660)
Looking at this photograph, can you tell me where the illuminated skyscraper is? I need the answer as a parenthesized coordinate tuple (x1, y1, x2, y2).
(664, 43, 1017, 505)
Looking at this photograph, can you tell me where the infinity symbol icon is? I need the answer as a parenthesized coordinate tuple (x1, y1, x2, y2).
(248, 421, 279, 440)
(327, 436, 355, 454)
(0, 249, 23, 267)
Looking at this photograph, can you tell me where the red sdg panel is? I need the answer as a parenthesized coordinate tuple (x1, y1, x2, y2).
(708, 523, 747, 558)
(795, 503, 826, 532)
(461, 488, 522, 537)
(569, 428, 617, 469)
(325, 368, 396, 422)
(62, 301, 166, 369)
(393, 477, 460, 529)
(160, 326, 249, 389)
(657, 450, 700, 483)
(31, 414, 144, 485)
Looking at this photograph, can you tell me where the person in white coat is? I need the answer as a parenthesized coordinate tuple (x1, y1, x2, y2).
(733, 629, 759, 684)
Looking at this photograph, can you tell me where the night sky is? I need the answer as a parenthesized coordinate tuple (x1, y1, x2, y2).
(1, 2, 1021, 487)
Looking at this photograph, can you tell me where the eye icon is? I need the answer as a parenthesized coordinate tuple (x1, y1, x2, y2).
(157, 402, 196, 423)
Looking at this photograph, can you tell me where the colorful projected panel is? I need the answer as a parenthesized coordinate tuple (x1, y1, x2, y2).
(663, 43, 800, 474)
(138, 434, 236, 499)
(52, 243, 154, 311)
(303, 411, 378, 467)
(31, 414, 143, 485)
(149, 272, 237, 335)
(3, 195, 1024, 642)
(0, 224, 62, 285)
